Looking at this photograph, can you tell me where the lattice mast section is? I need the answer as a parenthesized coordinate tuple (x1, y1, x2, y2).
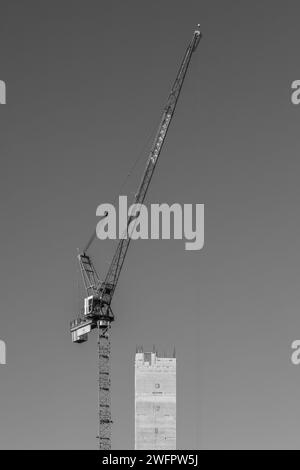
(97, 323, 112, 450)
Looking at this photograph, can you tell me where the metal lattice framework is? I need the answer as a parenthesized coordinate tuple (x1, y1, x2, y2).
(97, 324, 112, 450)
(78, 253, 100, 297)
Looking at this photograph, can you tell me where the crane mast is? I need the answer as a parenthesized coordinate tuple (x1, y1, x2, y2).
(70, 25, 202, 450)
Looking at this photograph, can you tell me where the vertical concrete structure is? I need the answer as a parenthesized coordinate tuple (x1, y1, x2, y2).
(135, 349, 176, 450)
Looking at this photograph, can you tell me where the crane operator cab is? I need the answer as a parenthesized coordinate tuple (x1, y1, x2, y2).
(83, 293, 115, 324)
(84, 295, 99, 316)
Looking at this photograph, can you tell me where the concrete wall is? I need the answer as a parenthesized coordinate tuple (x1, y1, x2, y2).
(135, 352, 176, 450)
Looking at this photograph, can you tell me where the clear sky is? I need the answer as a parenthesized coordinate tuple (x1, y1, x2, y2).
(1, 0, 300, 450)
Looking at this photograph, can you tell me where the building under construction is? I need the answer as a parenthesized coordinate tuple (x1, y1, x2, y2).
(135, 349, 176, 450)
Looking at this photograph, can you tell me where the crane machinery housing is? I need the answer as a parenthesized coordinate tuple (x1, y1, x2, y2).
(70, 25, 202, 450)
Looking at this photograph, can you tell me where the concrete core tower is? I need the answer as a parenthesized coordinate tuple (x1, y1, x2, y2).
(135, 349, 176, 450)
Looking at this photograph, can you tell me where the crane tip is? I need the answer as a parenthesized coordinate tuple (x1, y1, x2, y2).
(195, 24, 201, 35)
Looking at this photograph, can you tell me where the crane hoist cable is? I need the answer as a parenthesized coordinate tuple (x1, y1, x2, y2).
(83, 120, 159, 254)
(75, 23, 202, 310)
(76, 24, 202, 303)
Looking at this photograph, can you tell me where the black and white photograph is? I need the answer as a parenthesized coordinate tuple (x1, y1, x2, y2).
(1, 0, 300, 455)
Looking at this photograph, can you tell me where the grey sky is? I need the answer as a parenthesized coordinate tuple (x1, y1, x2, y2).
(0, 0, 300, 449)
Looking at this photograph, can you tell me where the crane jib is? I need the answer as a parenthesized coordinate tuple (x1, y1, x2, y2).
(77, 25, 202, 311)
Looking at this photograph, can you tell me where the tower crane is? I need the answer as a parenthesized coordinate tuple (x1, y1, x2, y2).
(70, 25, 202, 450)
